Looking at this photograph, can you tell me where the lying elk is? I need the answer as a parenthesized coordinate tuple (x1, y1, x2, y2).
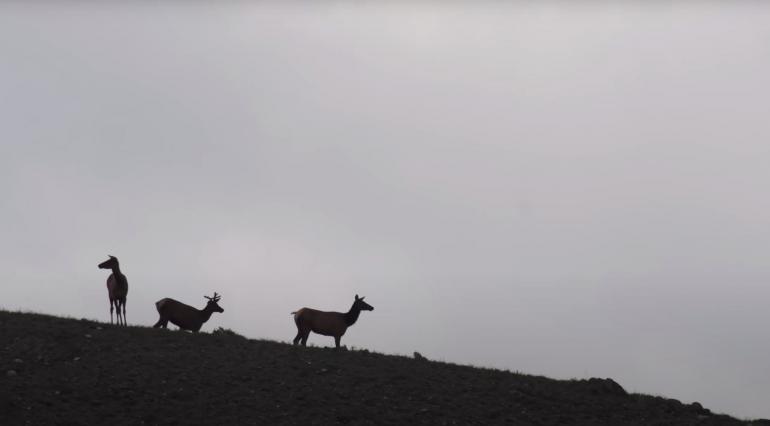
(98, 255, 128, 326)
(153, 293, 224, 332)
(292, 294, 374, 348)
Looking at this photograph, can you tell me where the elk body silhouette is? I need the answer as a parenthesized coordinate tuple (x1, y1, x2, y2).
(292, 295, 374, 348)
(153, 293, 224, 332)
(98, 256, 128, 326)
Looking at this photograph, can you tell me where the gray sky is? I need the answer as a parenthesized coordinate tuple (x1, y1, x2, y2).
(2, 1, 770, 419)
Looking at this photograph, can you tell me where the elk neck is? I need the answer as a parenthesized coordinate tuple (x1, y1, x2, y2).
(110, 264, 122, 276)
(344, 304, 362, 326)
(200, 304, 216, 321)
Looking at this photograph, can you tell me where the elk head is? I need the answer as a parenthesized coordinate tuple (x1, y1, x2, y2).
(98, 255, 119, 270)
(204, 292, 225, 313)
(354, 294, 374, 311)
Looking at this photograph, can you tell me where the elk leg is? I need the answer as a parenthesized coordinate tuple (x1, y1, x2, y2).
(334, 336, 341, 349)
(109, 300, 115, 324)
(121, 300, 127, 326)
(300, 331, 310, 346)
(153, 317, 167, 328)
(293, 331, 302, 345)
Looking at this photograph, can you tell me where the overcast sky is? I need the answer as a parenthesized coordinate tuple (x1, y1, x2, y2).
(2, 1, 770, 419)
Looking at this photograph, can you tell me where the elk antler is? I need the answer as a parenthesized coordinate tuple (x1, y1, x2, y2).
(205, 292, 221, 302)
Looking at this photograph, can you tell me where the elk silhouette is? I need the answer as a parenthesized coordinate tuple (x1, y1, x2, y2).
(292, 295, 374, 348)
(98, 255, 128, 326)
(153, 292, 224, 332)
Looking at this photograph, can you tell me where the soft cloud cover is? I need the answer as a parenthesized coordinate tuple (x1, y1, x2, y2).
(1, 2, 769, 419)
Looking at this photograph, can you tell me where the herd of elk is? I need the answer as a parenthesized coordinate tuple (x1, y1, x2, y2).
(97, 255, 374, 348)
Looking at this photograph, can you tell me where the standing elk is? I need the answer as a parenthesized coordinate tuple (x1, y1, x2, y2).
(98, 255, 128, 326)
(292, 294, 374, 348)
(153, 292, 224, 332)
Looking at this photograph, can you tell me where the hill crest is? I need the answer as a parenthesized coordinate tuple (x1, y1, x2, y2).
(0, 311, 765, 425)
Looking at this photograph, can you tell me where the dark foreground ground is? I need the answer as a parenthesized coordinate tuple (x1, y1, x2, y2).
(0, 311, 767, 426)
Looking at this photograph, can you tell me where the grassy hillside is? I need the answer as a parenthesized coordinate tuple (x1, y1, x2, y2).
(0, 311, 766, 425)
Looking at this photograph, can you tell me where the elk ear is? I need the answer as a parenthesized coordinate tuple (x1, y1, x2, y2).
(355, 294, 360, 300)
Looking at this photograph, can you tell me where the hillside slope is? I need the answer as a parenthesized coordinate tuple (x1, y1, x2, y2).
(0, 311, 765, 425)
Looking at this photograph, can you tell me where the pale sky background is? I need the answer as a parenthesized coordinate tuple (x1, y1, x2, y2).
(2, 1, 770, 420)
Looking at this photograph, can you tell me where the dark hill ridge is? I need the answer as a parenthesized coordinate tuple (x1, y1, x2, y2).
(0, 311, 765, 426)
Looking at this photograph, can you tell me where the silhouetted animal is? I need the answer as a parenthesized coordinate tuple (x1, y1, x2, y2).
(153, 293, 224, 332)
(98, 255, 128, 326)
(292, 295, 374, 348)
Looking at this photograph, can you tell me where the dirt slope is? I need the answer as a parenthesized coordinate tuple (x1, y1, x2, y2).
(0, 311, 766, 425)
